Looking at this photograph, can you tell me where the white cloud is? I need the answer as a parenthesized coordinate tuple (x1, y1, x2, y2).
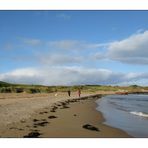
(1, 67, 148, 86)
(107, 30, 148, 65)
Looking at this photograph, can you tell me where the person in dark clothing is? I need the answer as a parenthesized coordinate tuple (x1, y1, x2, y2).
(68, 89, 71, 97)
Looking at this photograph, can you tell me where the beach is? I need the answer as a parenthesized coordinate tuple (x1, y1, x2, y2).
(0, 92, 131, 138)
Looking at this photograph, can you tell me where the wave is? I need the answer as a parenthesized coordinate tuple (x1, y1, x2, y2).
(130, 111, 148, 118)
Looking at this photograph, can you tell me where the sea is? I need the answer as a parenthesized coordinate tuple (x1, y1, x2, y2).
(96, 94, 148, 137)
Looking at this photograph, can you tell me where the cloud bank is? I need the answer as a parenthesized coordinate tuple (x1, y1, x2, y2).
(1, 67, 148, 86)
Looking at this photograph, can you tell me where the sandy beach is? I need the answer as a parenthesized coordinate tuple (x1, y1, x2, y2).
(0, 92, 131, 138)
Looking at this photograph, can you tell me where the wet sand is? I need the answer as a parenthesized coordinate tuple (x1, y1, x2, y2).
(0, 92, 131, 138)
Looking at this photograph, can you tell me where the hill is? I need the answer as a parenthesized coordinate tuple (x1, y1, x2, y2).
(0, 81, 12, 87)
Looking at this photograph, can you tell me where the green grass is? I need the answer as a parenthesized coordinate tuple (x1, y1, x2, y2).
(0, 81, 148, 94)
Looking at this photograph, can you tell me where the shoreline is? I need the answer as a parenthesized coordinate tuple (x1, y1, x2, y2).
(97, 93, 148, 138)
(94, 97, 133, 138)
(0, 93, 131, 138)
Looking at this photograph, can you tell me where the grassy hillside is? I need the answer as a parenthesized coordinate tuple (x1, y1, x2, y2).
(0, 81, 147, 94)
(0, 81, 12, 87)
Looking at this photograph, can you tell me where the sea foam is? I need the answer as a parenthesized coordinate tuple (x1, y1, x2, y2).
(130, 111, 148, 118)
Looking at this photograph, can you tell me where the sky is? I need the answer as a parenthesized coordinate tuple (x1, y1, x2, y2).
(0, 10, 148, 86)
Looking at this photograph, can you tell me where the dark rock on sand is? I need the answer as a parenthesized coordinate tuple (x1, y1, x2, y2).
(9, 127, 15, 130)
(34, 121, 49, 127)
(30, 129, 39, 132)
(50, 106, 58, 112)
(82, 124, 100, 132)
(69, 100, 76, 103)
(34, 118, 47, 123)
(61, 102, 67, 106)
(26, 125, 30, 128)
(65, 101, 70, 104)
(23, 131, 41, 138)
(54, 106, 58, 109)
(48, 115, 57, 119)
(33, 119, 39, 122)
(50, 109, 56, 112)
(39, 111, 48, 114)
(41, 119, 47, 121)
(18, 128, 24, 131)
(73, 114, 77, 116)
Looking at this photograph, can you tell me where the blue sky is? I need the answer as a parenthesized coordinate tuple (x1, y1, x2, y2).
(1, 10, 148, 85)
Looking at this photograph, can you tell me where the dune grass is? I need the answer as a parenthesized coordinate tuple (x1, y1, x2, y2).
(0, 81, 147, 94)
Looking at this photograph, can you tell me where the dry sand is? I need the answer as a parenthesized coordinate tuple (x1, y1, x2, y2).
(0, 92, 131, 138)
(0, 92, 92, 127)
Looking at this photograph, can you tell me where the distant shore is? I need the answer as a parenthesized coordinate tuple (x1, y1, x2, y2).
(0, 92, 131, 138)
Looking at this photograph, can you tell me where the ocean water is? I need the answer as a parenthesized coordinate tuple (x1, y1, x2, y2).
(96, 94, 148, 137)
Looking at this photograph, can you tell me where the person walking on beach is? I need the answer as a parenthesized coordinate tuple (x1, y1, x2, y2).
(78, 88, 81, 97)
(68, 89, 71, 97)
